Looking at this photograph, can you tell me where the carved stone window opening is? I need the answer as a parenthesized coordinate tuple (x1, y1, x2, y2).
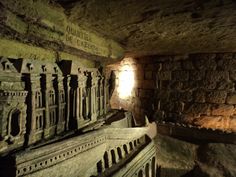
(117, 147, 122, 159)
(82, 91, 87, 119)
(50, 110, 56, 126)
(138, 170, 144, 177)
(49, 91, 55, 106)
(103, 152, 109, 168)
(9, 109, 21, 137)
(61, 107, 65, 121)
(151, 157, 156, 177)
(60, 91, 65, 103)
(35, 91, 43, 108)
(145, 163, 150, 177)
(2, 61, 11, 71)
(36, 115, 43, 130)
(111, 149, 116, 164)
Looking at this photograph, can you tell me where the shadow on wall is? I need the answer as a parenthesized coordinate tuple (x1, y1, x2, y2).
(108, 70, 116, 99)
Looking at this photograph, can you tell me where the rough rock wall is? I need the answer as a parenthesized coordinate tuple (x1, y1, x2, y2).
(0, 0, 124, 64)
(108, 53, 236, 132)
(62, 0, 236, 56)
(156, 53, 236, 132)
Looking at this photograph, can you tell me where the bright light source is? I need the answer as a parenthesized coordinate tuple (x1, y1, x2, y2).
(118, 65, 135, 99)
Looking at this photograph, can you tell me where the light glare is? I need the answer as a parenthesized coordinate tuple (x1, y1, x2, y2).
(118, 65, 134, 99)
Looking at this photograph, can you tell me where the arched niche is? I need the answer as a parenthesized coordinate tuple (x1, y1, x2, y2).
(9, 109, 21, 137)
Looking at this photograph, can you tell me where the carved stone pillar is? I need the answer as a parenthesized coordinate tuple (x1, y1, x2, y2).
(84, 88, 90, 120)
(99, 76, 105, 116)
(44, 74, 53, 139)
(65, 75, 71, 130)
(91, 72, 99, 121)
(96, 75, 101, 117)
(108, 150, 113, 168)
(27, 74, 42, 145)
(120, 148, 125, 159)
(97, 159, 106, 173)
(115, 150, 119, 164)
(69, 75, 78, 130)
(104, 79, 109, 114)
(101, 159, 106, 172)
(56, 74, 65, 134)
(76, 70, 88, 128)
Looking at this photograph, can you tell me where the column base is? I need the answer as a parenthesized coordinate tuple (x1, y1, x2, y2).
(77, 119, 94, 129)
(28, 130, 44, 145)
(56, 122, 66, 134)
(44, 125, 56, 139)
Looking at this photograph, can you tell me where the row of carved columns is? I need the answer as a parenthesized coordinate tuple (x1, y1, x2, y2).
(96, 137, 144, 175)
(69, 70, 108, 129)
(136, 157, 156, 177)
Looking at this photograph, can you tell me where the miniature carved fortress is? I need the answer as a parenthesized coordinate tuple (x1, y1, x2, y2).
(0, 57, 109, 154)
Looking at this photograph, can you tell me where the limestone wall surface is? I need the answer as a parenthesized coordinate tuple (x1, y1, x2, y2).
(155, 53, 236, 132)
(0, 0, 124, 64)
(108, 53, 236, 132)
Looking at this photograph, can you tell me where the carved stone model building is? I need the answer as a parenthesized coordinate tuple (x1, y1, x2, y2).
(0, 58, 109, 154)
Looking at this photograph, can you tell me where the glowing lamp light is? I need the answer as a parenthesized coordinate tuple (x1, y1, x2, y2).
(118, 65, 135, 99)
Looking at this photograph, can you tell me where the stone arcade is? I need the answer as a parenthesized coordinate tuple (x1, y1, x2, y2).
(0, 0, 236, 177)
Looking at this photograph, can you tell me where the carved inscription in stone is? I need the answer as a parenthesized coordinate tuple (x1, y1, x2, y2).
(64, 24, 108, 56)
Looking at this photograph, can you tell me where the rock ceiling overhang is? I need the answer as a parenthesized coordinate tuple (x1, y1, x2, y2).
(0, 0, 124, 64)
(57, 0, 236, 57)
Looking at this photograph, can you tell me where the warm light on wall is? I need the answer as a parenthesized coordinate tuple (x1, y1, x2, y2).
(118, 65, 135, 99)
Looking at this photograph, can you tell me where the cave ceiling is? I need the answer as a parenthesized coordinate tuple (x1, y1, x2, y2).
(57, 0, 236, 56)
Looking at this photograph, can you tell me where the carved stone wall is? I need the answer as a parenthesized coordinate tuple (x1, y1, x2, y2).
(0, 57, 109, 154)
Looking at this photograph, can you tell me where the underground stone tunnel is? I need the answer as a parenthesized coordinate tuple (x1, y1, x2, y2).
(0, 0, 235, 177)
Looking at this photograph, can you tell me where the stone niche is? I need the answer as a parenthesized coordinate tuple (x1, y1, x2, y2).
(0, 57, 109, 155)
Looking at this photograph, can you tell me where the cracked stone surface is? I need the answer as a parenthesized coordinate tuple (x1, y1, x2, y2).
(57, 0, 236, 56)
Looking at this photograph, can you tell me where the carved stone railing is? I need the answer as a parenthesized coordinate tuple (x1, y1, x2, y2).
(0, 127, 157, 177)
